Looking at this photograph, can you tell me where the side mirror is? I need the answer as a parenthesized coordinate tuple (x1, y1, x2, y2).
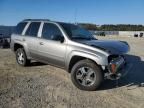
(59, 36, 64, 43)
(52, 35, 64, 43)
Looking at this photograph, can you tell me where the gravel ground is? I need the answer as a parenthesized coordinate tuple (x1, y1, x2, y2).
(0, 36, 144, 108)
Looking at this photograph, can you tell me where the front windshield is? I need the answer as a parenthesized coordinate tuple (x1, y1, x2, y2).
(59, 23, 94, 40)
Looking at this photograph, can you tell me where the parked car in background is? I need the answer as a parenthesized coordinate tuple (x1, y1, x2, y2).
(134, 34, 138, 37)
(0, 37, 10, 48)
(139, 33, 143, 37)
(11, 19, 131, 91)
(95, 32, 106, 36)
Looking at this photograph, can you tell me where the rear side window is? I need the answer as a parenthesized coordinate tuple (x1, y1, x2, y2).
(42, 23, 62, 40)
(14, 22, 27, 35)
(25, 22, 41, 37)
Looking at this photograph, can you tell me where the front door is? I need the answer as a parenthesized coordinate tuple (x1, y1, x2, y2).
(37, 23, 67, 68)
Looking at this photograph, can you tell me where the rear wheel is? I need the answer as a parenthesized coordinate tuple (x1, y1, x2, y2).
(71, 59, 103, 91)
(16, 48, 30, 66)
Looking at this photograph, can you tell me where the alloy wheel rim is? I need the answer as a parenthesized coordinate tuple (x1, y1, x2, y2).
(17, 51, 24, 64)
(76, 67, 96, 86)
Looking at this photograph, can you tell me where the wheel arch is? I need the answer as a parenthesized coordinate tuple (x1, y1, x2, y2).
(67, 51, 106, 73)
(14, 43, 24, 52)
(13, 42, 31, 59)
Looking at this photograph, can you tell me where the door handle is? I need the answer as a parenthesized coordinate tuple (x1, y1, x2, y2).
(22, 38, 26, 41)
(39, 42, 44, 45)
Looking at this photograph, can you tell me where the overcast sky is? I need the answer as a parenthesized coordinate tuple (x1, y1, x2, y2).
(0, 0, 144, 26)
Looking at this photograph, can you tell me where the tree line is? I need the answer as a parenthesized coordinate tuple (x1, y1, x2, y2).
(78, 23, 144, 31)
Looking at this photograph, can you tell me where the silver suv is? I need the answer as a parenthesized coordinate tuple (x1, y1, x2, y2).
(11, 19, 130, 91)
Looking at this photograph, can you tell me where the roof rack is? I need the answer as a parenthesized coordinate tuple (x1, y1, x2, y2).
(23, 19, 50, 22)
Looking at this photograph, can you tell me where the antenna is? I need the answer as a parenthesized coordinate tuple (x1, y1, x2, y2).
(74, 8, 77, 24)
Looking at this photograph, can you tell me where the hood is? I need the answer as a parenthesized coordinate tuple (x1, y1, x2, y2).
(77, 39, 130, 54)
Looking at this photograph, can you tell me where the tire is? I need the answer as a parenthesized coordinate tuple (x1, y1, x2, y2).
(71, 59, 103, 91)
(16, 48, 30, 66)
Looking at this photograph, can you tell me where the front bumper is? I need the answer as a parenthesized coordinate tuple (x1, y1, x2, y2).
(105, 56, 133, 80)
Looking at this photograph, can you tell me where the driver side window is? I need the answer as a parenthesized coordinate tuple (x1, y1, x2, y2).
(42, 23, 63, 41)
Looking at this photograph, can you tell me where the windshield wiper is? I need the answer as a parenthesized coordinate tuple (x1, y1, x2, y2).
(72, 36, 92, 40)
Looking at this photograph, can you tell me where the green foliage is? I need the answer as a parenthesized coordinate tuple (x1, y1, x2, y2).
(78, 23, 144, 31)
(78, 23, 98, 30)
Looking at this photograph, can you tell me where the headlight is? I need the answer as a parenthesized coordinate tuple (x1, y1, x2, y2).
(109, 57, 125, 74)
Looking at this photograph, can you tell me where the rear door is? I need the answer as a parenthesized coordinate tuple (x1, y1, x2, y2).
(24, 22, 41, 58)
(37, 22, 67, 68)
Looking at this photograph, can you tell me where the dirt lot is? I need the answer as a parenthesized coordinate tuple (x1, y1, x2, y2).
(0, 36, 144, 108)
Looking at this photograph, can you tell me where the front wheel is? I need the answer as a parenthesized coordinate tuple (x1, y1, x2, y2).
(71, 59, 103, 91)
(16, 48, 30, 66)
